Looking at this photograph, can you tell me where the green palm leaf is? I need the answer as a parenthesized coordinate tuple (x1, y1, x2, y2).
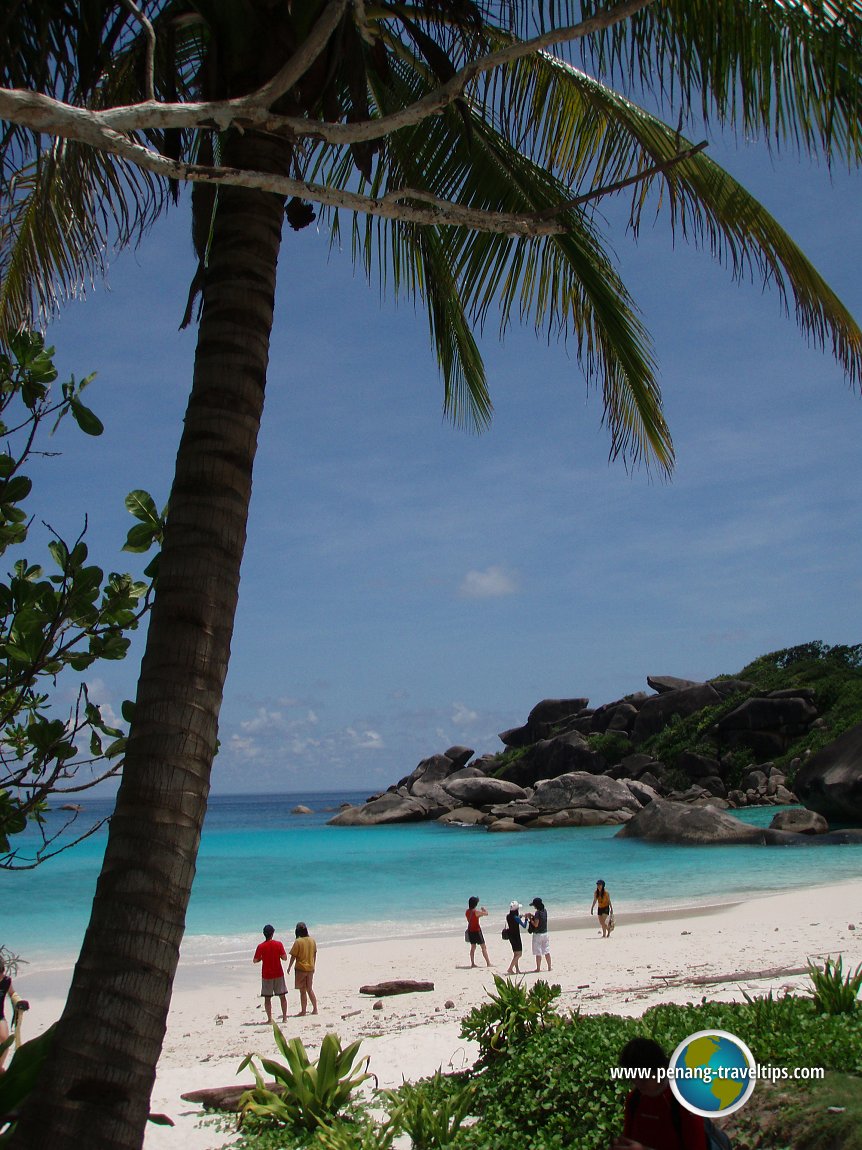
(0, 141, 166, 340)
(572, 0, 862, 162)
(485, 47, 862, 383)
(323, 45, 669, 466)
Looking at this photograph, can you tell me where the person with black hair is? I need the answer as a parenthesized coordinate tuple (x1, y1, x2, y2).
(465, 895, 492, 968)
(527, 897, 551, 972)
(252, 924, 288, 1024)
(287, 921, 318, 1016)
(0, 956, 29, 1072)
(504, 900, 527, 974)
(611, 1037, 706, 1150)
(591, 879, 614, 938)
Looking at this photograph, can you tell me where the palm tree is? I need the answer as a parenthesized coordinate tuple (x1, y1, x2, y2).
(2, 2, 861, 1147)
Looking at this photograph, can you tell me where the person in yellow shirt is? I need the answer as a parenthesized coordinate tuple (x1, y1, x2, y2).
(287, 921, 318, 1016)
(591, 879, 614, 938)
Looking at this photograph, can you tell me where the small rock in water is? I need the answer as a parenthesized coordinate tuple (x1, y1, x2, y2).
(373, 1000, 383, 1011)
(445, 999, 455, 1009)
(848, 923, 856, 930)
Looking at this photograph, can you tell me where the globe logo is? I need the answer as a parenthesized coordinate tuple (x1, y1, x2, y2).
(669, 1029, 756, 1117)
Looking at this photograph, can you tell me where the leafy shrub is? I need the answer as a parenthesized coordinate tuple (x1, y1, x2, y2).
(459, 1012, 637, 1150)
(808, 956, 862, 1015)
(238, 1028, 373, 1133)
(458, 992, 862, 1150)
(490, 746, 529, 778)
(459, 975, 563, 1062)
(313, 1116, 395, 1150)
(638, 695, 748, 771)
(585, 732, 632, 766)
(384, 1072, 475, 1148)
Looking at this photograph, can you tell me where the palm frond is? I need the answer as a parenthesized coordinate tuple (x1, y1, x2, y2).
(313, 45, 671, 467)
(0, 140, 168, 341)
(477, 45, 862, 384)
(572, 0, 862, 164)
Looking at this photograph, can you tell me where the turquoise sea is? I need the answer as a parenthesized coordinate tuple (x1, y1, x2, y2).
(4, 792, 862, 969)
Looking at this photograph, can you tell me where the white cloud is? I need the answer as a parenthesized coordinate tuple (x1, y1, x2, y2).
(458, 565, 518, 599)
(346, 727, 384, 750)
(240, 707, 286, 734)
(97, 701, 122, 729)
(451, 702, 479, 728)
(227, 734, 263, 761)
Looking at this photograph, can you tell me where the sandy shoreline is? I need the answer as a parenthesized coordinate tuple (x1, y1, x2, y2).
(14, 880, 862, 1148)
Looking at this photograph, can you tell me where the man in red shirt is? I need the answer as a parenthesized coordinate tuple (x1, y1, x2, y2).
(612, 1037, 707, 1150)
(253, 924, 288, 1024)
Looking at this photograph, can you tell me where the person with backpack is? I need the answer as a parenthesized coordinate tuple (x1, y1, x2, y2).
(611, 1037, 707, 1150)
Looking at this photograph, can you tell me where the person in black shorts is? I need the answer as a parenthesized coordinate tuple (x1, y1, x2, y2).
(504, 900, 527, 974)
(591, 879, 614, 938)
(464, 895, 491, 967)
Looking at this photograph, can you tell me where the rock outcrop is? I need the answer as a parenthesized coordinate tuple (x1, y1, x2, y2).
(769, 809, 829, 835)
(617, 796, 862, 846)
(327, 666, 856, 831)
(793, 722, 862, 823)
(615, 798, 776, 844)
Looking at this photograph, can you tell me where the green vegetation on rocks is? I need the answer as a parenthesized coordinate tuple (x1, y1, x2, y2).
(643, 643, 862, 782)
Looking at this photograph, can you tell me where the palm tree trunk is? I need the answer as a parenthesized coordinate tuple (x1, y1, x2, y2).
(10, 133, 288, 1150)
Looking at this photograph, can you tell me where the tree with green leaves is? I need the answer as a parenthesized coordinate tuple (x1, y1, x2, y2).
(1, 2, 860, 1147)
(0, 331, 156, 868)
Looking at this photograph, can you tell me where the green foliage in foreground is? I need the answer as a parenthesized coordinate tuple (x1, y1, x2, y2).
(0, 332, 164, 866)
(807, 954, 862, 1015)
(728, 1073, 862, 1150)
(238, 1028, 373, 1133)
(453, 995, 862, 1150)
(218, 975, 862, 1150)
(383, 1073, 476, 1150)
(0, 1025, 56, 1140)
(459, 974, 564, 1062)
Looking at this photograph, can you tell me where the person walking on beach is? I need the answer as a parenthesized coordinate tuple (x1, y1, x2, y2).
(610, 1037, 707, 1150)
(0, 956, 29, 1072)
(253, 924, 288, 1024)
(465, 896, 492, 968)
(504, 900, 527, 974)
(527, 897, 551, 972)
(591, 879, 614, 938)
(287, 922, 318, 1016)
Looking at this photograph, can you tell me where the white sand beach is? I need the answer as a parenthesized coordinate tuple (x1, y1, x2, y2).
(15, 879, 862, 1149)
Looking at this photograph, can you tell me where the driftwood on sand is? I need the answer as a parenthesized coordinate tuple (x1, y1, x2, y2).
(358, 979, 434, 996)
(180, 1083, 279, 1110)
(181, 1081, 290, 1108)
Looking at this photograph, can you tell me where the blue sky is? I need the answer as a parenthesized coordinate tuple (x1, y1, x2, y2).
(32, 131, 861, 795)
